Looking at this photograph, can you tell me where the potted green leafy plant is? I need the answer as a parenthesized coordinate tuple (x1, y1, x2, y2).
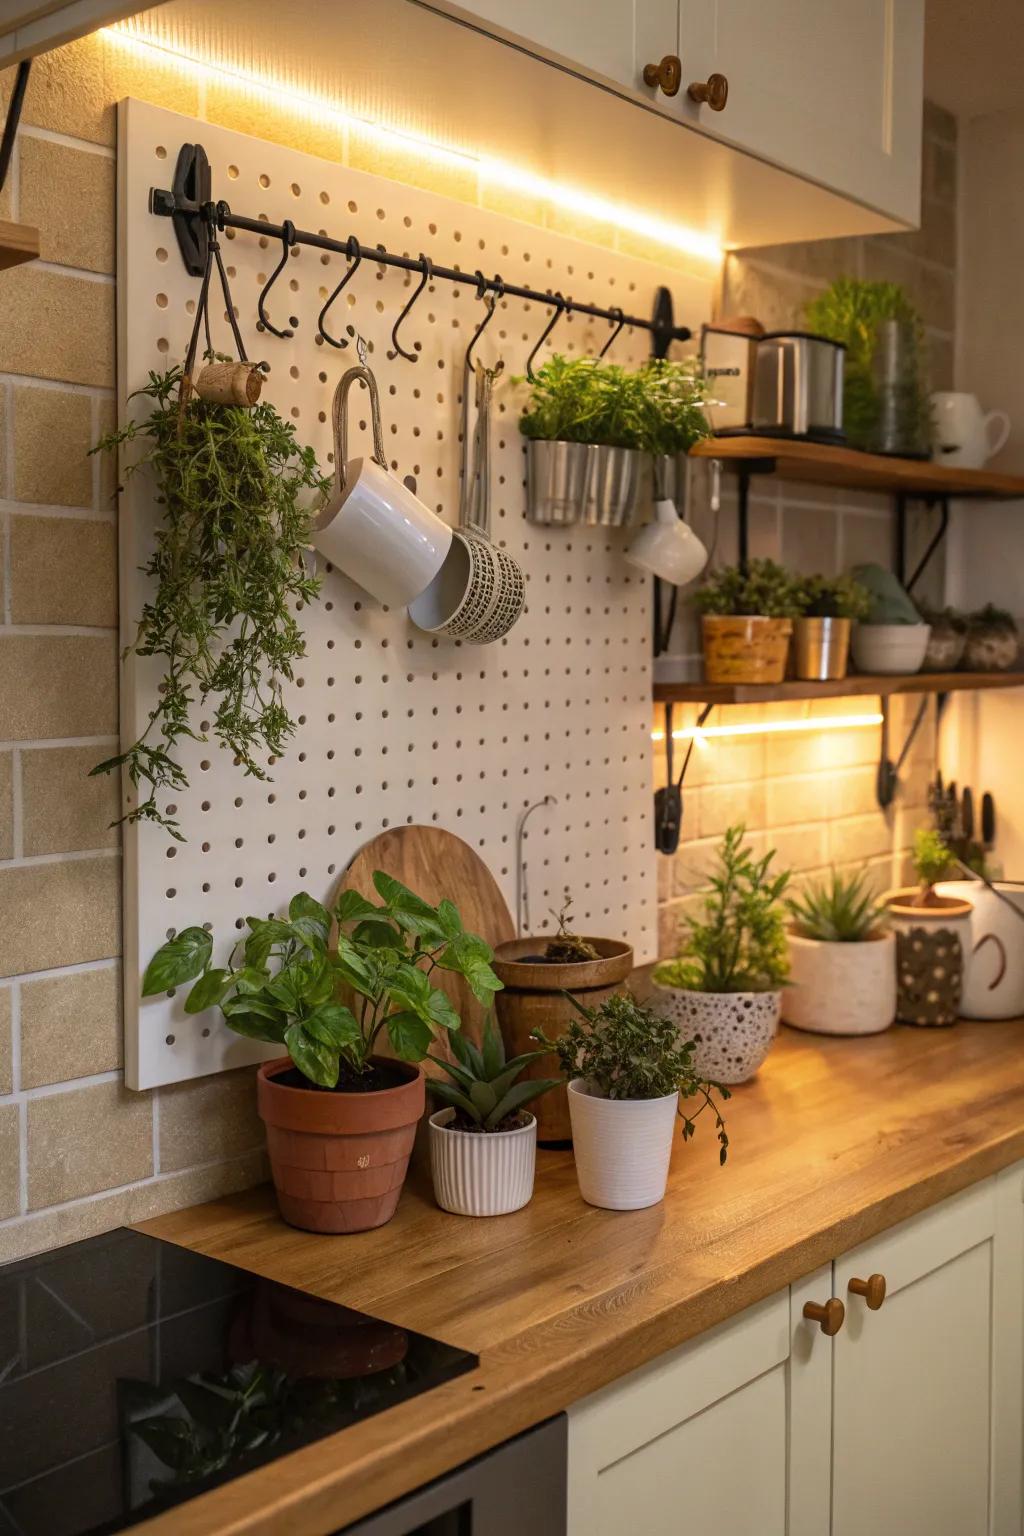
(519, 355, 617, 525)
(783, 869, 896, 1036)
(427, 1019, 559, 1217)
(792, 573, 872, 680)
(885, 828, 973, 1026)
(92, 363, 329, 839)
(534, 992, 729, 1210)
(142, 875, 502, 1233)
(652, 825, 790, 1083)
(963, 604, 1020, 671)
(694, 559, 802, 684)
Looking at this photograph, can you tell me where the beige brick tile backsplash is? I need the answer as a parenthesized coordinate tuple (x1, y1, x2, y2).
(20, 965, 122, 1088)
(0, 265, 114, 387)
(19, 136, 115, 274)
(0, 987, 11, 1096)
(0, 634, 117, 740)
(158, 1068, 264, 1174)
(12, 389, 95, 508)
(9, 517, 118, 626)
(0, 1104, 20, 1218)
(0, 753, 12, 861)
(0, 857, 120, 979)
(21, 745, 120, 855)
(27, 1078, 152, 1208)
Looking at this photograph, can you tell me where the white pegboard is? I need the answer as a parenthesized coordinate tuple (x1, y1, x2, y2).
(117, 99, 713, 1089)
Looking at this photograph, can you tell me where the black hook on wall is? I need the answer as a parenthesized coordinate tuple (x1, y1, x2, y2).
(317, 234, 363, 349)
(526, 292, 569, 381)
(599, 307, 627, 358)
(256, 218, 298, 339)
(466, 270, 504, 373)
(388, 253, 432, 362)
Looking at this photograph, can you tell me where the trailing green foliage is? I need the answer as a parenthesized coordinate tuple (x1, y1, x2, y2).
(428, 1018, 558, 1131)
(516, 354, 710, 453)
(693, 559, 803, 619)
(142, 875, 502, 1088)
(787, 868, 886, 943)
(534, 992, 730, 1162)
(655, 824, 790, 993)
(912, 827, 954, 895)
(92, 364, 329, 838)
(794, 572, 872, 622)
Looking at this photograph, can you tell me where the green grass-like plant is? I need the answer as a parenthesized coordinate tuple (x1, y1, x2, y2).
(428, 1018, 559, 1131)
(787, 869, 886, 943)
(517, 354, 710, 454)
(694, 559, 803, 619)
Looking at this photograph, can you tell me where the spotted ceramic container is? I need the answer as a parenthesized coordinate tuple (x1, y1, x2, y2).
(652, 986, 782, 1084)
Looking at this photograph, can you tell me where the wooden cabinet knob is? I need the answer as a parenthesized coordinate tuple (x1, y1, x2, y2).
(643, 54, 683, 96)
(848, 1273, 887, 1310)
(688, 72, 729, 110)
(803, 1297, 845, 1336)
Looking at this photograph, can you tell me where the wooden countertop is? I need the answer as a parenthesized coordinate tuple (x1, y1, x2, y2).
(137, 1019, 1024, 1535)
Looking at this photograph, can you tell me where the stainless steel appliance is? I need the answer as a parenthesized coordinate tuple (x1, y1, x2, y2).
(699, 323, 759, 433)
(751, 331, 845, 442)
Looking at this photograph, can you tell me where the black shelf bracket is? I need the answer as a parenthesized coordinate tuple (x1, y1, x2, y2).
(655, 701, 714, 853)
(0, 58, 31, 196)
(894, 493, 951, 596)
(876, 693, 932, 809)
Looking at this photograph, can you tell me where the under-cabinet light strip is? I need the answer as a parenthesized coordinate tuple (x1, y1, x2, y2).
(651, 711, 884, 744)
(102, 23, 724, 264)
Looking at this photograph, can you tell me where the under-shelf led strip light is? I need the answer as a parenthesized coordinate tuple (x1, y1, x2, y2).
(102, 23, 723, 264)
(650, 711, 884, 744)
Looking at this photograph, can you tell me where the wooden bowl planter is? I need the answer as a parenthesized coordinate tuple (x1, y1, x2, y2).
(782, 929, 896, 1036)
(492, 939, 634, 1143)
(702, 615, 793, 684)
(257, 1057, 425, 1234)
(885, 889, 973, 1026)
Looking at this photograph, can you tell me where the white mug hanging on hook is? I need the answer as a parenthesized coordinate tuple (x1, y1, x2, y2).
(311, 365, 452, 608)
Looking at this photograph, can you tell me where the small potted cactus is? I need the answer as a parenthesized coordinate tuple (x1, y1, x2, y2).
(783, 869, 896, 1036)
(427, 1019, 559, 1217)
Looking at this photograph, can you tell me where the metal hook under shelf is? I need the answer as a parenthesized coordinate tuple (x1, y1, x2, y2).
(599, 307, 627, 358)
(388, 253, 432, 362)
(465, 270, 504, 374)
(525, 293, 569, 381)
(256, 218, 298, 340)
(317, 235, 363, 350)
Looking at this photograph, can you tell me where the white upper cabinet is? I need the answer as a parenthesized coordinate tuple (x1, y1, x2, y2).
(0, 2, 155, 64)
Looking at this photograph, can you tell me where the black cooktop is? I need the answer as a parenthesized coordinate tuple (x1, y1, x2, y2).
(0, 1229, 476, 1536)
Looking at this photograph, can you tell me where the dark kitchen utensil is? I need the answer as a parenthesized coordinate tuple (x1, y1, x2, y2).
(982, 792, 996, 850)
(961, 786, 974, 842)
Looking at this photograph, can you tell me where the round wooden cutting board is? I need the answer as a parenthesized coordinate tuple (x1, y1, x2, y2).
(332, 825, 516, 1050)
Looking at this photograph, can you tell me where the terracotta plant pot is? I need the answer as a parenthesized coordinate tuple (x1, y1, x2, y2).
(782, 929, 896, 1036)
(885, 889, 973, 1026)
(701, 615, 793, 685)
(492, 938, 633, 1144)
(257, 1057, 425, 1234)
(652, 985, 781, 1084)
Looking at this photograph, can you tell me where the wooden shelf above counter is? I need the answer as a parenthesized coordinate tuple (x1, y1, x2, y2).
(690, 435, 1024, 500)
(653, 670, 1024, 706)
(0, 218, 39, 271)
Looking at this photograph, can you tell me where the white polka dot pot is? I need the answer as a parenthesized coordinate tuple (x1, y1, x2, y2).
(428, 1109, 537, 1217)
(567, 1079, 679, 1210)
(652, 986, 782, 1084)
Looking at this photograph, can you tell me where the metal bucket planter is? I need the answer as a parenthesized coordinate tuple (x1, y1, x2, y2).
(583, 445, 641, 527)
(525, 439, 590, 525)
(793, 616, 852, 680)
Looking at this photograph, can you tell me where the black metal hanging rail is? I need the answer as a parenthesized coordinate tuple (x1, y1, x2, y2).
(149, 143, 691, 356)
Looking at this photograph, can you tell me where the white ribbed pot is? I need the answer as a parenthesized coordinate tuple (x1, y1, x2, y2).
(652, 986, 781, 1084)
(567, 1079, 678, 1211)
(428, 1109, 537, 1217)
(782, 930, 897, 1036)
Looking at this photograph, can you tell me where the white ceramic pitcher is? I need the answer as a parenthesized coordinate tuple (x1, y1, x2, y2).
(936, 880, 1024, 1019)
(931, 392, 1010, 469)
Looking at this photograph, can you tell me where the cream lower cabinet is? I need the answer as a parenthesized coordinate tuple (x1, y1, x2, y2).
(567, 1167, 1024, 1536)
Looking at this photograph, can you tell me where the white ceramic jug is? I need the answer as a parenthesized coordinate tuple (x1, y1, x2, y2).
(936, 880, 1024, 1019)
(931, 392, 1010, 469)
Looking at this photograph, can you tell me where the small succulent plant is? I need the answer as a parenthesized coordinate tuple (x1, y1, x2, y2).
(794, 573, 872, 622)
(428, 1019, 559, 1132)
(787, 869, 886, 943)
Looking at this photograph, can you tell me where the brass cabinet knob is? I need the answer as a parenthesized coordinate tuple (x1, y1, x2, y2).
(848, 1273, 887, 1310)
(643, 54, 683, 96)
(803, 1297, 845, 1336)
(688, 72, 729, 110)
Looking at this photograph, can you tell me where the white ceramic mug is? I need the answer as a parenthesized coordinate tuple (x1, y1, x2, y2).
(936, 880, 1024, 1019)
(311, 366, 451, 608)
(624, 500, 708, 586)
(931, 392, 1010, 469)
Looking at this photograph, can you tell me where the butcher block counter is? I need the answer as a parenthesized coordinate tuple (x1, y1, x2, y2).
(136, 1019, 1024, 1535)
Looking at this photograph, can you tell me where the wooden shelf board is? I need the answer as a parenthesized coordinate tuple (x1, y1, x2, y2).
(653, 670, 1024, 705)
(0, 219, 40, 271)
(690, 435, 1024, 500)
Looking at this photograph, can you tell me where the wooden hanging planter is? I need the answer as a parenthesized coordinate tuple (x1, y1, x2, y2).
(0, 219, 40, 271)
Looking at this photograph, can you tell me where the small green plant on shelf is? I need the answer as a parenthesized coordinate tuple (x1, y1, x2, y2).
(428, 1018, 559, 1132)
(655, 824, 791, 993)
(795, 572, 872, 621)
(517, 355, 648, 449)
(142, 875, 502, 1089)
(534, 992, 731, 1162)
(544, 889, 600, 963)
(693, 559, 803, 619)
(912, 827, 955, 906)
(92, 362, 330, 838)
(637, 357, 711, 457)
(787, 868, 887, 943)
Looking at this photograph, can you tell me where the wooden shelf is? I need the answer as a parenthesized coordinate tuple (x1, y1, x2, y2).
(0, 219, 39, 272)
(653, 670, 1024, 705)
(690, 435, 1024, 500)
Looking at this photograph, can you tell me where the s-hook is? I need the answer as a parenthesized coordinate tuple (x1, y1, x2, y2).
(389, 253, 432, 362)
(256, 219, 298, 339)
(318, 235, 363, 349)
(466, 271, 504, 373)
(526, 292, 569, 381)
(599, 307, 627, 358)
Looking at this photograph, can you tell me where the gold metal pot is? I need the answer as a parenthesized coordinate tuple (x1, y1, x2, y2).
(793, 616, 851, 681)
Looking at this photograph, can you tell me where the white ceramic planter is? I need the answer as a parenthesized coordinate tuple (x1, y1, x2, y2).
(936, 880, 1024, 1019)
(850, 622, 931, 675)
(782, 930, 896, 1036)
(428, 1109, 537, 1217)
(567, 1079, 678, 1210)
(652, 986, 781, 1084)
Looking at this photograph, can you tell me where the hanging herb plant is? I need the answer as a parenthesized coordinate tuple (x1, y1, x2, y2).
(93, 362, 330, 838)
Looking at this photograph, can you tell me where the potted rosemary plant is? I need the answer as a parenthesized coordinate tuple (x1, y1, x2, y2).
(694, 560, 802, 685)
(142, 875, 502, 1233)
(427, 1019, 559, 1217)
(885, 828, 972, 1026)
(783, 869, 896, 1036)
(792, 573, 872, 681)
(535, 993, 730, 1211)
(652, 825, 790, 1083)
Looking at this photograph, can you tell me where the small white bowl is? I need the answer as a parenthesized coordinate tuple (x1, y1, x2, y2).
(851, 622, 931, 675)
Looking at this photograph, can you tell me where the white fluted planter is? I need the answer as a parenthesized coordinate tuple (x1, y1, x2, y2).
(782, 930, 897, 1036)
(428, 1109, 537, 1217)
(652, 986, 781, 1084)
(567, 1079, 679, 1211)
